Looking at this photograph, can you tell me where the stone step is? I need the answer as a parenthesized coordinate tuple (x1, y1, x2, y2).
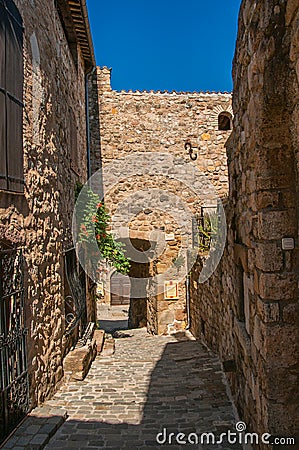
(94, 329, 105, 354)
(63, 339, 97, 382)
(1, 409, 67, 450)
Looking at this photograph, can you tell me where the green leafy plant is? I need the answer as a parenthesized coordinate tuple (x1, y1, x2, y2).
(75, 183, 130, 275)
(198, 214, 217, 253)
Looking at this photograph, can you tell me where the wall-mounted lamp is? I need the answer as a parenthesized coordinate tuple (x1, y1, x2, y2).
(185, 142, 198, 161)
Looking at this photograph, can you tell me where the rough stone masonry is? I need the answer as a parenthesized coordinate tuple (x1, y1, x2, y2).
(89, 66, 232, 335)
(190, 0, 299, 446)
(0, 0, 96, 410)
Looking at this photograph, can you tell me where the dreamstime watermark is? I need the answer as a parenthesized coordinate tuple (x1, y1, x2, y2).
(72, 152, 227, 297)
(156, 422, 296, 446)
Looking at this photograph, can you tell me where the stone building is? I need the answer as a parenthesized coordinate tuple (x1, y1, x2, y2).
(90, 67, 232, 335)
(189, 0, 299, 444)
(0, 0, 97, 442)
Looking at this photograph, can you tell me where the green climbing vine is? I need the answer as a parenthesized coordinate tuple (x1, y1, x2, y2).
(75, 182, 131, 275)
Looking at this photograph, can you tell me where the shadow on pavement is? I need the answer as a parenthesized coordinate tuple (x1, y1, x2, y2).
(4, 334, 249, 450)
(97, 319, 128, 333)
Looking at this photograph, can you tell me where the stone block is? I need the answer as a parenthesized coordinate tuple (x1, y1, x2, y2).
(157, 300, 174, 312)
(256, 298, 279, 323)
(234, 243, 248, 272)
(286, 0, 299, 25)
(256, 191, 280, 209)
(261, 324, 298, 365)
(94, 329, 105, 354)
(157, 310, 175, 334)
(63, 340, 97, 381)
(255, 242, 283, 272)
(25, 424, 41, 434)
(282, 303, 298, 324)
(156, 262, 167, 274)
(253, 315, 263, 352)
(256, 175, 292, 191)
(281, 190, 297, 209)
(234, 318, 251, 355)
(258, 210, 296, 240)
(175, 309, 186, 321)
(259, 272, 296, 301)
(158, 309, 175, 327)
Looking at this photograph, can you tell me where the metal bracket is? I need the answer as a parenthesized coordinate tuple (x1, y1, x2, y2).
(185, 142, 198, 161)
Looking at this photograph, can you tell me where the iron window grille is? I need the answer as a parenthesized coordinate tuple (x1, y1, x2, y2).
(0, 245, 29, 444)
(64, 247, 87, 338)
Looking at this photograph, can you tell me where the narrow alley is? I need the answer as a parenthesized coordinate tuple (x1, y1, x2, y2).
(1, 2, 297, 448)
(23, 328, 241, 450)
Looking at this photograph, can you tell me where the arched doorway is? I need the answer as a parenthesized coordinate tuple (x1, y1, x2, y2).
(110, 271, 131, 306)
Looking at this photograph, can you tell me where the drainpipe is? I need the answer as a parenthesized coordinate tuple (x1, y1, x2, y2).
(185, 273, 191, 330)
(85, 67, 96, 181)
(80, 0, 96, 181)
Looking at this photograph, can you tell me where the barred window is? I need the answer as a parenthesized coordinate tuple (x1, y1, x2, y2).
(0, 0, 24, 192)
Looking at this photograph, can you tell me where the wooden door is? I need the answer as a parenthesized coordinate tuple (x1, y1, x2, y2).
(110, 272, 130, 306)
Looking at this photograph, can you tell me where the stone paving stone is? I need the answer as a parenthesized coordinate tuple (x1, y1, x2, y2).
(37, 328, 242, 449)
(2, 411, 67, 450)
(29, 434, 49, 446)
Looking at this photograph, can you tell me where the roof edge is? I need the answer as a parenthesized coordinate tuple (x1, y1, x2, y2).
(79, 0, 96, 70)
(66, 0, 96, 72)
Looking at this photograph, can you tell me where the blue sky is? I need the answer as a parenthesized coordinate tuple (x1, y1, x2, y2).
(86, 0, 242, 93)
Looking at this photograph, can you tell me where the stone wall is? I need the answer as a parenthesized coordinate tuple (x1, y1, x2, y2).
(0, 0, 95, 406)
(190, 0, 299, 442)
(91, 67, 231, 334)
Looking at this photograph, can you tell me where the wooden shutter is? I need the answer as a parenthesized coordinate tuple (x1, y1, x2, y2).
(0, 0, 24, 192)
(0, 1, 7, 190)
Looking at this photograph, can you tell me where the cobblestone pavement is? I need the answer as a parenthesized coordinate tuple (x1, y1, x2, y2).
(41, 329, 241, 449)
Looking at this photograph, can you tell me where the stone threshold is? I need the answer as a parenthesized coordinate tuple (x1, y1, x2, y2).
(0, 408, 67, 450)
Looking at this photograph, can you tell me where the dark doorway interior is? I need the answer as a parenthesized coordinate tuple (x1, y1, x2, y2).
(120, 238, 151, 329)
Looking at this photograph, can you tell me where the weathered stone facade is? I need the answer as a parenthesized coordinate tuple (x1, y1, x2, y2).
(90, 67, 232, 335)
(190, 0, 299, 443)
(0, 0, 96, 409)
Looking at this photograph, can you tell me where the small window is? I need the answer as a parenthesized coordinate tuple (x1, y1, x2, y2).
(218, 112, 232, 131)
(0, 0, 24, 192)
